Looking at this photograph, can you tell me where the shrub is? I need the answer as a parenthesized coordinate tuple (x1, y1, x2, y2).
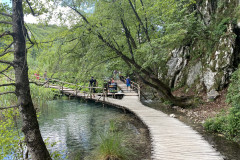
(204, 68, 240, 142)
(226, 68, 240, 106)
(204, 113, 226, 133)
(0, 78, 57, 159)
(0, 109, 23, 160)
(30, 84, 55, 107)
(95, 121, 135, 160)
(204, 108, 240, 141)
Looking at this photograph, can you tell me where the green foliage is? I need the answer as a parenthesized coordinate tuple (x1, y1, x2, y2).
(97, 133, 130, 160)
(94, 121, 135, 160)
(226, 68, 240, 106)
(0, 78, 56, 159)
(0, 109, 23, 160)
(44, 138, 66, 160)
(204, 67, 240, 142)
(204, 111, 227, 133)
(0, 79, 17, 108)
(204, 107, 240, 142)
(30, 84, 56, 107)
(34, 0, 198, 83)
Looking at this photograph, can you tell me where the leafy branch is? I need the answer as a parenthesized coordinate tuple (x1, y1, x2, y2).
(0, 12, 12, 18)
(0, 105, 19, 110)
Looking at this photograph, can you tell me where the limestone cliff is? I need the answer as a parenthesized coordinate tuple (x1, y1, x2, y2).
(162, 0, 240, 98)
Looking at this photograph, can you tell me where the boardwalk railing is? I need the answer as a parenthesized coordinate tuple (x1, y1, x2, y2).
(120, 76, 141, 99)
(31, 76, 105, 99)
(31, 75, 140, 100)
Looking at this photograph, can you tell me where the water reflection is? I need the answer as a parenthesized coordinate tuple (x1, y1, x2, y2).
(38, 100, 144, 159)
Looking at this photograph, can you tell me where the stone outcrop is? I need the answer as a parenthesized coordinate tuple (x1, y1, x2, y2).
(166, 47, 189, 88)
(161, 0, 240, 96)
(187, 62, 202, 87)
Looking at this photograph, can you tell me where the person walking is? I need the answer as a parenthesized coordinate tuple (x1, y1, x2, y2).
(89, 77, 97, 98)
(113, 70, 118, 79)
(44, 71, 47, 81)
(111, 77, 115, 84)
(36, 72, 40, 80)
(126, 77, 131, 91)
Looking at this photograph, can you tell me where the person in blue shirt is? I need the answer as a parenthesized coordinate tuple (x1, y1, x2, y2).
(126, 77, 131, 91)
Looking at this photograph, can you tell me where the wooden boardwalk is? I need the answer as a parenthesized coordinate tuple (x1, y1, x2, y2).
(48, 81, 223, 160)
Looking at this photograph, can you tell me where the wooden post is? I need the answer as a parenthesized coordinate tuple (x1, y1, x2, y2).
(75, 85, 78, 97)
(47, 78, 49, 88)
(61, 82, 63, 94)
(138, 84, 140, 100)
(90, 87, 92, 99)
(103, 88, 105, 102)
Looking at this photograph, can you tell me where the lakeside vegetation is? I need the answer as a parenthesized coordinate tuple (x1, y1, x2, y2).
(204, 68, 240, 142)
(1, 0, 240, 159)
(0, 78, 56, 159)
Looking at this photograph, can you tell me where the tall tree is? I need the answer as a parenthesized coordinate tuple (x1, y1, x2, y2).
(0, 0, 51, 159)
(64, 0, 196, 107)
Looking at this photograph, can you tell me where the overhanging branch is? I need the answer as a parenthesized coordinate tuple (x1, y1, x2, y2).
(0, 65, 11, 74)
(0, 91, 15, 96)
(25, 24, 36, 45)
(3, 41, 14, 52)
(88, 55, 120, 71)
(25, 0, 37, 16)
(138, 74, 159, 90)
(0, 60, 13, 65)
(0, 83, 16, 87)
(67, 5, 89, 24)
(127, 0, 150, 42)
(121, 18, 135, 60)
(0, 49, 14, 57)
(0, 21, 13, 25)
(26, 30, 34, 45)
(140, 0, 148, 30)
(0, 12, 12, 18)
(0, 105, 19, 110)
(29, 81, 47, 86)
(27, 44, 34, 50)
(0, 31, 14, 38)
(66, 2, 160, 90)
(1, 73, 15, 81)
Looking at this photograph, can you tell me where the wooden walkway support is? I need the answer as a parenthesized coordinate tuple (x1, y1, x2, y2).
(46, 80, 223, 160)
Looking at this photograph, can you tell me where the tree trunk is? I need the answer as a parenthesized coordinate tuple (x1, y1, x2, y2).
(12, 0, 52, 159)
(138, 74, 193, 108)
(156, 89, 193, 108)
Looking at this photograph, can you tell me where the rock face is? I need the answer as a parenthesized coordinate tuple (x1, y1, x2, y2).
(203, 69, 217, 91)
(197, 0, 217, 26)
(161, 0, 240, 96)
(187, 62, 202, 87)
(166, 47, 189, 88)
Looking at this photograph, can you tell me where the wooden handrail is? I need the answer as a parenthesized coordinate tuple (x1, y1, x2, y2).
(31, 75, 102, 89)
(120, 76, 141, 100)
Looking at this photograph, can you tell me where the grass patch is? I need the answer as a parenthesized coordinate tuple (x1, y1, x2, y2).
(91, 120, 136, 160)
